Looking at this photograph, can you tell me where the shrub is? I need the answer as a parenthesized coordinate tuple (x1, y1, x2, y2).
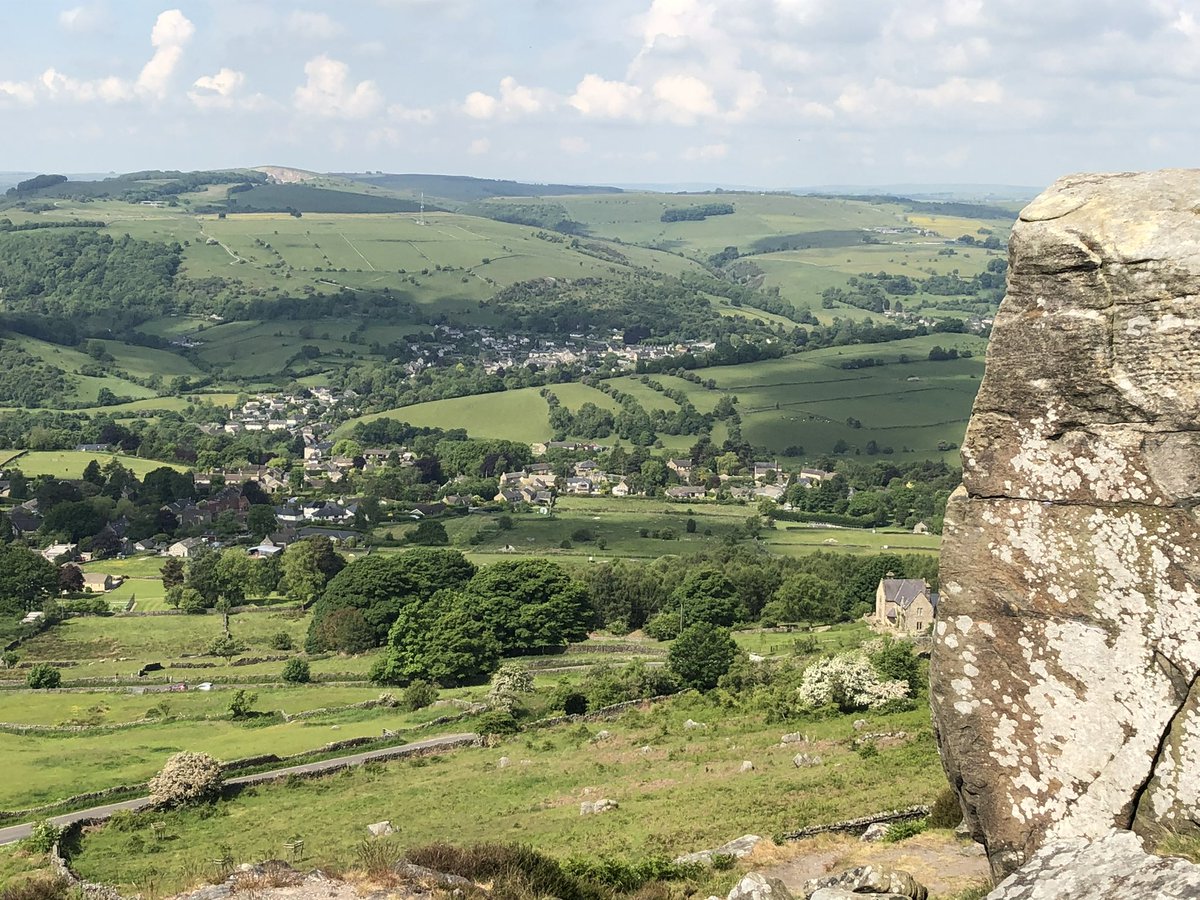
(474, 708, 520, 736)
(228, 689, 257, 718)
(0, 874, 70, 900)
(148, 751, 224, 807)
(882, 818, 927, 843)
(405, 842, 604, 900)
(22, 820, 62, 854)
(401, 679, 439, 711)
(796, 652, 910, 712)
(269, 631, 293, 651)
(281, 658, 310, 683)
(26, 664, 61, 689)
(642, 611, 681, 641)
(929, 786, 964, 829)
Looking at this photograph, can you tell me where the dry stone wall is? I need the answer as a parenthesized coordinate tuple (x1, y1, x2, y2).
(930, 169, 1200, 880)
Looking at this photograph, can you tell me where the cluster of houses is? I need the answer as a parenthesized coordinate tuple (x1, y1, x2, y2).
(200, 387, 357, 439)
(488, 456, 839, 505)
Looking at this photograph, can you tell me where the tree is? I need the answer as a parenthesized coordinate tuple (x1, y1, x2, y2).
(82, 460, 104, 486)
(764, 573, 838, 627)
(306, 548, 474, 649)
(488, 663, 534, 709)
(209, 632, 243, 661)
(161, 556, 185, 590)
(459, 559, 594, 653)
(0, 545, 58, 613)
(246, 505, 277, 538)
(372, 597, 501, 686)
(148, 752, 223, 808)
(671, 568, 743, 628)
(26, 663, 62, 689)
(214, 550, 255, 605)
(281, 536, 345, 606)
(185, 549, 221, 605)
(228, 689, 257, 718)
(58, 564, 84, 594)
(281, 658, 311, 683)
(407, 519, 449, 546)
(668, 623, 738, 690)
(311, 607, 376, 653)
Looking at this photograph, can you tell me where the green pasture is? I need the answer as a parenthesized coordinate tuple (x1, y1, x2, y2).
(548, 382, 624, 414)
(4, 450, 188, 479)
(604, 377, 682, 413)
(92, 341, 203, 379)
(0, 684, 387, 729)
(347, 388, 551, 443)
(68, 692, 944, 895)
(0, 696, 463, 810)
(402, 497, 940, 563)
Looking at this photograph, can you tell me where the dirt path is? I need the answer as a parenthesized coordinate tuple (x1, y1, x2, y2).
(750, 831, 990, 898)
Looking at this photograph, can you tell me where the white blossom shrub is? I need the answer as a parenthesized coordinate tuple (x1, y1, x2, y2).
(488, 664, 534, 708)
(148, 751, 224, 807)
(796, 652, 910, 712)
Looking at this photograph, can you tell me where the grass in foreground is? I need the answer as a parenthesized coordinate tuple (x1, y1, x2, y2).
(66, 694, 943, 895)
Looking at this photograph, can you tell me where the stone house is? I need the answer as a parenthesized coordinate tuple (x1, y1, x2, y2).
(875, 578, 938, 634)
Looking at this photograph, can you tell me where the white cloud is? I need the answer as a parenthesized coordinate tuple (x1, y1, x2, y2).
(652, 73, 717, 122)
(560, 136, 590, 154)
(287, 11, 344, 39)
(835, 76, 1004, 122)
(135, 9, 195, 99)
(682, 142, 727, 161)
(0, 80, 37, 105)
(293, 55, 383, 118)
(388, 103, 434, 124)
(468, 137, 491, 155)
(463, 90, 497, 119)
(41, 68, 132, 103)
(58, 4, 109, 33)
(569, 74, 644, 119)
(188, 68, 246, 108)
(462, 76, 553, 119)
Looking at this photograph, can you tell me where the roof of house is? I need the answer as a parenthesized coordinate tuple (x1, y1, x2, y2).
(879, 578, 930, 610)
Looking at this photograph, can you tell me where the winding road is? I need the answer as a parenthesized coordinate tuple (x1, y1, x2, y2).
(0, 732, 478, 846)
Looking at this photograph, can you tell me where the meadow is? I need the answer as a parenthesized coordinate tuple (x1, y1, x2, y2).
(381, 496, 939, 566)
(345, 332, 985, 459)
(64, 691, 945, 895)
(1, 450, 188, 479)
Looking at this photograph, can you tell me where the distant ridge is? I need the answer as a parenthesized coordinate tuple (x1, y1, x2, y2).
(337, 172, 623, 203)
(794, 183, 1040, 202)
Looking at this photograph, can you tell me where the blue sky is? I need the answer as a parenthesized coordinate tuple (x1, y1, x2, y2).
(2, 1, 1199, 187)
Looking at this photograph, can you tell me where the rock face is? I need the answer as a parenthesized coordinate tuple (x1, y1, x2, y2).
(985, 830, 1200, 899)
(802, 866, 927, 900)
(930, 169, 1200, 880)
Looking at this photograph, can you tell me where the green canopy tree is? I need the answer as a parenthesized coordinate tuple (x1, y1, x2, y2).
(668, 623, 738, 691)
(459, 559, 593, 653)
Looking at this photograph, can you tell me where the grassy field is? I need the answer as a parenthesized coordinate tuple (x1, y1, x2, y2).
(0, 693, 469, 811)
(64, 691, 944, 895)
(344, 332, 983, 459)
(3, 450, 188, 479)
(387, 497, 939, 564)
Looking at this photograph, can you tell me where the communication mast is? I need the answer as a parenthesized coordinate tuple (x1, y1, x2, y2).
(418, 192, 426, 226)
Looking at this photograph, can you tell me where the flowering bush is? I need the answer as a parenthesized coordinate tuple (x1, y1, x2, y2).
(796, 652, 910, 712)
(148, 751, 224, 807)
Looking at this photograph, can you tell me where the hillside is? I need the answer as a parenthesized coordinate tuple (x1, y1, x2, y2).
(0, 167, 1010, 460)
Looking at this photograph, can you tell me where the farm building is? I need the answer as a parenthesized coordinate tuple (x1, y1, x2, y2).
(874, 578, 938, 634)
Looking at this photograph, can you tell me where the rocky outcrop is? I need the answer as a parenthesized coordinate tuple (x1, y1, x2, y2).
(801, 866, 927, 900)
(985, 830, 1200, 899)
(930, 169, 1200, 880)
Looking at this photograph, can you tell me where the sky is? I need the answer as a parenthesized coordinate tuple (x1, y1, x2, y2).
(2, 0, 1199, 188)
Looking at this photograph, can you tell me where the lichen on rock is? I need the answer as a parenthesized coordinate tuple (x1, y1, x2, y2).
(930, 169, 1200, 881)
